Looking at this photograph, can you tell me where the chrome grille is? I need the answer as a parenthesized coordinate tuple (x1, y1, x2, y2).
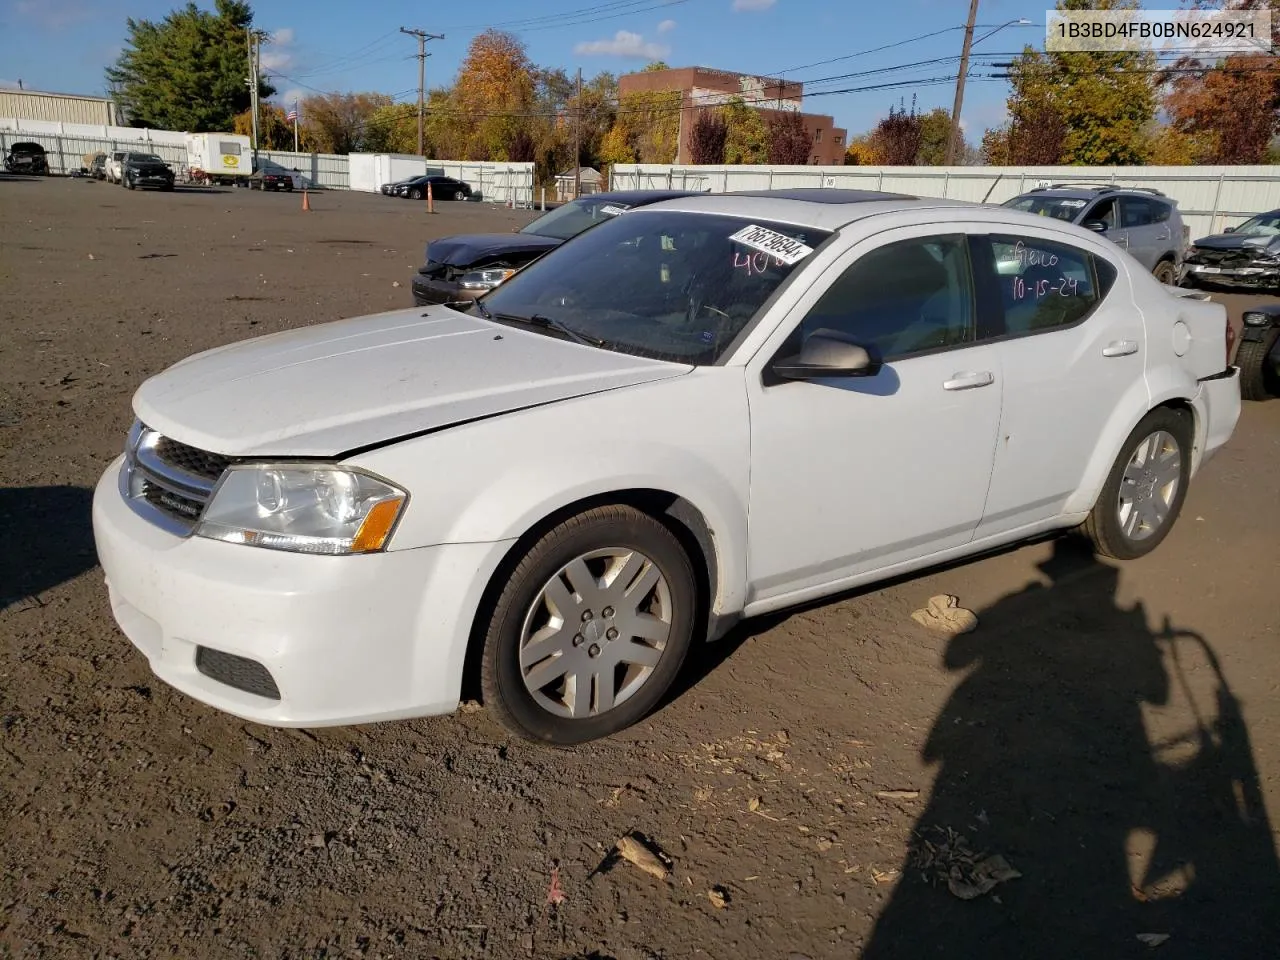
(119, 421, 236, 535)
(1192, 248, 1252, 267)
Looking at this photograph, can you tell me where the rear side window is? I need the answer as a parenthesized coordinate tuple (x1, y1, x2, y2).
(986, 236, 1117, 334)
(1152, 200, 1173, 223)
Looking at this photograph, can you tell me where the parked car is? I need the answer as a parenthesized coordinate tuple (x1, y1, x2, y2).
(92, 189, 1241, 744)
(121, 153, 175, 191)
(88, 153, 108, 180)
(104, 151, 126, 184)
(1178, 209, 1280, 293)
(1002, 184, 1185, 284)
(1236, 304, 1280, 400)
(412, 190, 701, 306)
(250, 170, 295, 192)
(4, 141, 48, 175)
(396, 174, 471, 201)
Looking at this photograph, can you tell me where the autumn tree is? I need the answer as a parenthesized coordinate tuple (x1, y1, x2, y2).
(362, 102, 419, 154)
(107, 0, 271, 131)
(723, 97, 769, 164)
(916, 108, 966, 165)
(688, 110, 728, 164)
(617, 89, 680, 163)
(869, 103, 923, 165)
(300, 92, 391, 154)
(450, 29, 537, 161)
(844, 134, 882, 165)
(232, 104, 292, 150)
(767, 111, 812, 164)
(1161, 0, 1280, 163)
(598, 124, 637, 165)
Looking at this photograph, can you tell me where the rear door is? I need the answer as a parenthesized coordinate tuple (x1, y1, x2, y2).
(1119, 196, 1168, 271)
(973, 229, 1146, 538)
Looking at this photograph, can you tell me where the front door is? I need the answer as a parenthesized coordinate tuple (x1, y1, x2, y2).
(745, 229, 1004, 608)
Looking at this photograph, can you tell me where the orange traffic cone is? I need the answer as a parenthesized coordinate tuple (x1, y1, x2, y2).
(301, 188, 311, 211)
(426, 182, 435, 214)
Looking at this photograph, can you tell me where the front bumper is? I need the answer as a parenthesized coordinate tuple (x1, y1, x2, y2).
(1180, 260, 1280, 288)
(130, 174, 174, 189)
(411, 272, 480, 307)
(92, 456, 514, 727)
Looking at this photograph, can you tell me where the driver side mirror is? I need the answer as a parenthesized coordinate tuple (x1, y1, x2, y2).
(772, 330, 881, 380)
(1223, 226, 1236, 233)
(1083, 219, 1108, 233)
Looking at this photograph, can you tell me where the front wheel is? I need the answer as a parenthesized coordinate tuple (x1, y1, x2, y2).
(1081, 407, 1192, 560)
(1153, 260, 1178, 285)
(454, 189, 467, 201)
(480, 505, 698, 744)
(1237, 330, 1280, 401)
(410, 188, 423, 200)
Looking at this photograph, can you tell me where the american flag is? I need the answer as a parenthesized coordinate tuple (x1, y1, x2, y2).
(286, 102, 298, 123)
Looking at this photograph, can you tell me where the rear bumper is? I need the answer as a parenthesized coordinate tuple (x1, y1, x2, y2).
(1191, 367, 1242, 475)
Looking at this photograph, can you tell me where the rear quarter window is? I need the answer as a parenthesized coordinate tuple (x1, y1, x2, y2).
(986, 236, 1118, 335)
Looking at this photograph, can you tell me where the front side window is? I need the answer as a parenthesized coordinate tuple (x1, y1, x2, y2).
(1003, 195, 1090, 222)
(475, 210, 830, 365)
(987, 235, 1116, 334)
(796, 235, 975, 361)
(1084, 197, 1118, 229)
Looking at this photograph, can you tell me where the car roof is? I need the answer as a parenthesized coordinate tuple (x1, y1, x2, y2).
(577, 189, 703, 206)
(1013, 185, 1172, 201)
(626, 189, 976, 231)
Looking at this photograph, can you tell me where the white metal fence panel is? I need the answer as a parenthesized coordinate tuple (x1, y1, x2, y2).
(256, 149, 349, 190)
(609, 164, 1280, 240)
(1, 131, 188, 174)
(0, 116, 186, 144)
(347, 155, 535, 206)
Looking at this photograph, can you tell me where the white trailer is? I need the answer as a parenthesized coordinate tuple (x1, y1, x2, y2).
(184, 133, 252, 186)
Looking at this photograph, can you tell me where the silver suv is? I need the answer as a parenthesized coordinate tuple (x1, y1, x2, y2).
(1002, 184, 1186, 285)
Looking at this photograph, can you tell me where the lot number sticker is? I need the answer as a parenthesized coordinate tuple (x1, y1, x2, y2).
(729, 224, 813, 265)
(599, 204, 629, 216)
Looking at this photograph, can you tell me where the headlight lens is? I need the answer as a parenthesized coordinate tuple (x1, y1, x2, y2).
(196, 465, 407, 555)
(458, 267, 516, 290)
(1244, 312, 1272, 326)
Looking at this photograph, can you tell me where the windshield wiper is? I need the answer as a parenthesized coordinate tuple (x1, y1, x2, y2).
(489, 310, 607, 348)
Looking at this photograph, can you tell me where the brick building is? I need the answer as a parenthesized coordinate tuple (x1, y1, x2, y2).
(617, 66, 847, 165)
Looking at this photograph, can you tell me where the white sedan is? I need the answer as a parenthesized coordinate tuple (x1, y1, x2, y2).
(92, 190, 1242, 743)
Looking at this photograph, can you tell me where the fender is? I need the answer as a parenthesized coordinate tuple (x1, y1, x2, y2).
(349, 370, 753, 616)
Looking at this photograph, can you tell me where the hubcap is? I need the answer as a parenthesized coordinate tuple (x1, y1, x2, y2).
(1117, 429, 1181, 541)
(518, 547, 672, 719)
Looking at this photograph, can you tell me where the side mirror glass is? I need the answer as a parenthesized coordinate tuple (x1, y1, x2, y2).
(772, 330, 881, 380)
(1223, 226, 1236, 233)
(1083, 219, 1108, 233)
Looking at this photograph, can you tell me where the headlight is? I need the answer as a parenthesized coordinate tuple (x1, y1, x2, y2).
(196, 464, 407, 555)
(1244, 312, 1272, 327)
(458, 267, 516, 290)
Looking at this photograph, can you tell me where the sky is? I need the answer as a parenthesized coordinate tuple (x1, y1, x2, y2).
(0, 0, 1056, 138)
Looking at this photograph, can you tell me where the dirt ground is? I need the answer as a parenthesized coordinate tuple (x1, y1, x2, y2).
(2, 177, 1278, 960)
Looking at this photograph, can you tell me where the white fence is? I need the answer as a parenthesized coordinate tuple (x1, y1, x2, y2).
(609, 163, 1280, 240)
(348, 153, 536, 207)
(0, 116, 186, 144)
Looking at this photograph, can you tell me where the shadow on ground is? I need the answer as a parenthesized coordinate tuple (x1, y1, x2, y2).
(0, 486, 97, 613)
(859, 536, 1280, 959)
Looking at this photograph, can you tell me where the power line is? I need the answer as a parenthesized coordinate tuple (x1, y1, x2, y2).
(400, 27, 445, 157)
(442, 0, 690, 33)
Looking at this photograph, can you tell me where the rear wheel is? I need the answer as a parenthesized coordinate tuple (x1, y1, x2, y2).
(479, 505, 697, 744)
(1153, 259, 1177, 285)
(1237, 330, 1280, 401)
(454, 189, 467, 201)
(1082, 406, 1192, 560)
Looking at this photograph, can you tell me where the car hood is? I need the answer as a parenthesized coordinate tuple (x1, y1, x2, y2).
(133, 307, 691, 458)
(425, 232, 561, 267)
(1192, 233, 1255, 251)
(129, 162, 171, 173)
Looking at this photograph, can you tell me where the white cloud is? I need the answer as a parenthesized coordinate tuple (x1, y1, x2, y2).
(275, 88, 307, 109)
(657, 19, 676, 33)
(271, 27, 295, 45)
(260, 50, 295, 71)
(261, 26, 296, 72)
(732, 0, 776, 11)
(575, 30, 671, 59)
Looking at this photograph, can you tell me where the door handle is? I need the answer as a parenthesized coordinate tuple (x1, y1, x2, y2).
(1103, 340, 1139, 357)
(943, 371, 995, 391)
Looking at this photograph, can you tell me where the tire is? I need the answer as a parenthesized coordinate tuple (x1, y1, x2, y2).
(410, 188, 423, 200)
(1153, 259, 1178, 285)
(1237, 330, 1280, 401)
(454, 189, 466, 201)
(1081, 406, 1193, 560)
(479, 505, 698, 744)
(125, 176, 135, 190)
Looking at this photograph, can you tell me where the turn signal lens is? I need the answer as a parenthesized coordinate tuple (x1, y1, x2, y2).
(351, 498, 404, 553)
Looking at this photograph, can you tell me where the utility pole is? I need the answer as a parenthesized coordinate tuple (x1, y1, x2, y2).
(573, 67, 583, 199)
(246, 29, 265, 170)
(944, 0, 980, 166)
(401, 27, 444, 156)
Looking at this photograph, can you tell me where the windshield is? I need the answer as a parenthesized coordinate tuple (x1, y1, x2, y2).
(130, 154, 163, 163)
(1002, 195, 1090, 221)
(1234, 213, 1280, 237)
(475, 209, 830, 365)
(521, 197, 635, 241)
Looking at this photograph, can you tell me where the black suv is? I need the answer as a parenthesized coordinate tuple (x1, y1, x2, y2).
(4, 141, 49, 175)
(121, 153, 175, 191)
